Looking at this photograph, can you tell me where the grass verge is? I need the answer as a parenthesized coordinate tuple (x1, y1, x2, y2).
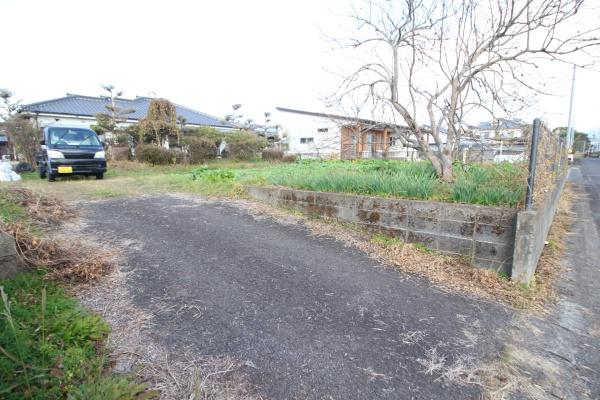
(0, 186, 156, 399)
(0, 273, 154, 399)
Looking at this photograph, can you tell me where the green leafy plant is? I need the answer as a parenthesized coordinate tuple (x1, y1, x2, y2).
(0, 273, 152, 399)
(371, 233, 404, 247)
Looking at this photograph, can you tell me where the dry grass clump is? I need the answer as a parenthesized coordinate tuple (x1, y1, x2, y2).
(0, 186, 73, 225)
(0, 186, 115, 281)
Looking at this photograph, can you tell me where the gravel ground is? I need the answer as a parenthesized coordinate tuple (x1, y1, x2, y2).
(82, 194, 511, 399)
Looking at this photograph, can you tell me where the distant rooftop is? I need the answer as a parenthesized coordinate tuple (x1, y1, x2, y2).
(20, 94, 234, 128)
(475, 118, 526, 130)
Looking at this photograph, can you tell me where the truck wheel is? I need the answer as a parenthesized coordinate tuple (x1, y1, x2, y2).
(39, 166, 46, 179)
(95, 173, 104, 180)
(48, 173, 56, 182)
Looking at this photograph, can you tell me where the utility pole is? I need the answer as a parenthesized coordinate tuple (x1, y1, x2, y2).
(566, 65, 576, 151)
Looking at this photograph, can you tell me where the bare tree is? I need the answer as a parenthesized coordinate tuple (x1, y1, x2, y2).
(97, 85, 135, 134)
(0, 89, 20, 122)
(329, 0, 600, 180)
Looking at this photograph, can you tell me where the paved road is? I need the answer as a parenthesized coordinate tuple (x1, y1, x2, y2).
(580, 158, 600, 233)
(85, 196, 510, 399)
(504, 158, 600, 399)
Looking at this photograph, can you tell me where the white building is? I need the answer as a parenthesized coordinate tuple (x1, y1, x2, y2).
(275, 107, 451, 160)
(471, 119, 527, 140)
(274, 107, 343, 157)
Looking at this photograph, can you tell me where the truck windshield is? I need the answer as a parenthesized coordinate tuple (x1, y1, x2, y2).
(48, 128, 101, 147)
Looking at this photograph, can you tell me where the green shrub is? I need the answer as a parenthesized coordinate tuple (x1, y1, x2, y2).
(262, 148, 284, 161)
(226, 132, 268, 160)
(171, 148, 186, 164)
(188, 126, 224, 146)
(186, 137, 217, 163)
(112, 134, 130, 146)
(135, 145, 177, 165)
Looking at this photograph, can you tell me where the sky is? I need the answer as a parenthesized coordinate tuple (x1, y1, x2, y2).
(1, 0, 599, 135)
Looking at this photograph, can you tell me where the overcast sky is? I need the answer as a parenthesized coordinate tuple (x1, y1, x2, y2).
(1, 0, 599, 135)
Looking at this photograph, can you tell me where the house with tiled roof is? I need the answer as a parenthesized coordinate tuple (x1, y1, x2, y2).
(470, 118, 527, 140)
(18, 94, 235, 131)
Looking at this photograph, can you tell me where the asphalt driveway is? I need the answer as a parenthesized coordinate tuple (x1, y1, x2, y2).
(84, 195, 510, 399)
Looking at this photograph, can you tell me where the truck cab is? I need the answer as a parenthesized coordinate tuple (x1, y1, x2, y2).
(37, 123, 107, 181)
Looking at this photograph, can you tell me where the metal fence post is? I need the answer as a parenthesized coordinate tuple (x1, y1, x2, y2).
(525, 118, 541, 210)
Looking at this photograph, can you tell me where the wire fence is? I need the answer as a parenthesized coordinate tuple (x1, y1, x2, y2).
(524, 119, 568, 208)
(340, 143, 420, 160)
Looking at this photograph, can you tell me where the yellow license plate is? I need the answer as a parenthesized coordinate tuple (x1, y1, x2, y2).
(58, 166, 73, 174)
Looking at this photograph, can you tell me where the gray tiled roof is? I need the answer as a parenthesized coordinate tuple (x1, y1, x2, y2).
(476, 118, 525, 130)
(20, 94, 234, 128)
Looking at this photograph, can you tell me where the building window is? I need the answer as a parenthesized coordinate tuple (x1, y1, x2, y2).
(300, 137, 314, 144)
(317, 127, 329, 133)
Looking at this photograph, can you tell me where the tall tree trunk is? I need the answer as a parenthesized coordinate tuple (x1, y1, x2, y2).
(423, 150, 453, 182)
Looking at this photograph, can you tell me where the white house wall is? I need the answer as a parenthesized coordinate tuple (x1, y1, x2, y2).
(275, 111, 340, 157)
(31, 113, 226, 131)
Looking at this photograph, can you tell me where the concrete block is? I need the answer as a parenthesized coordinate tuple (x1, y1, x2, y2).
(0, 233, 17, 258)
(357, 210, 384, 224)
(406, 231, 438, 247)
(279, 188, 298, 202)
(476, 207, 517, 226)
(315, 192, 356, 208)
(474, 222, 516, 243)
(408, 201, 441, 219)
(437, 235, 474, 256)
(511, 210, 538, 284)
(439, 220, 475, 237)
(371, 226, 408, 241)
(474, 240, 513, 261)
(0, 232, 28, 280)
(381, 213, 408, 229)
(380, 199, 411, 214)
(297, 191, 316, 204)
(408, 215, 438, 233)
(359, 197, 412, 214)
(440, 204, 477, 223)
(304, 204, 338, 218)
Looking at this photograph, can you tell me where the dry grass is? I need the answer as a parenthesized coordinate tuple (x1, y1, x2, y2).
(0, 186, 115, 281)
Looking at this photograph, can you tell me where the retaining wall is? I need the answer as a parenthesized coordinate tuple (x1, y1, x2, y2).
(511, 173, 568, 284)
(246, 186, 518, 274)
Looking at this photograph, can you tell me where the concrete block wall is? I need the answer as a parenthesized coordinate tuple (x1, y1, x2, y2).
(246, 186, 518, 274)
(0, 232, 26, 280)
(512, 173, 567, 284)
